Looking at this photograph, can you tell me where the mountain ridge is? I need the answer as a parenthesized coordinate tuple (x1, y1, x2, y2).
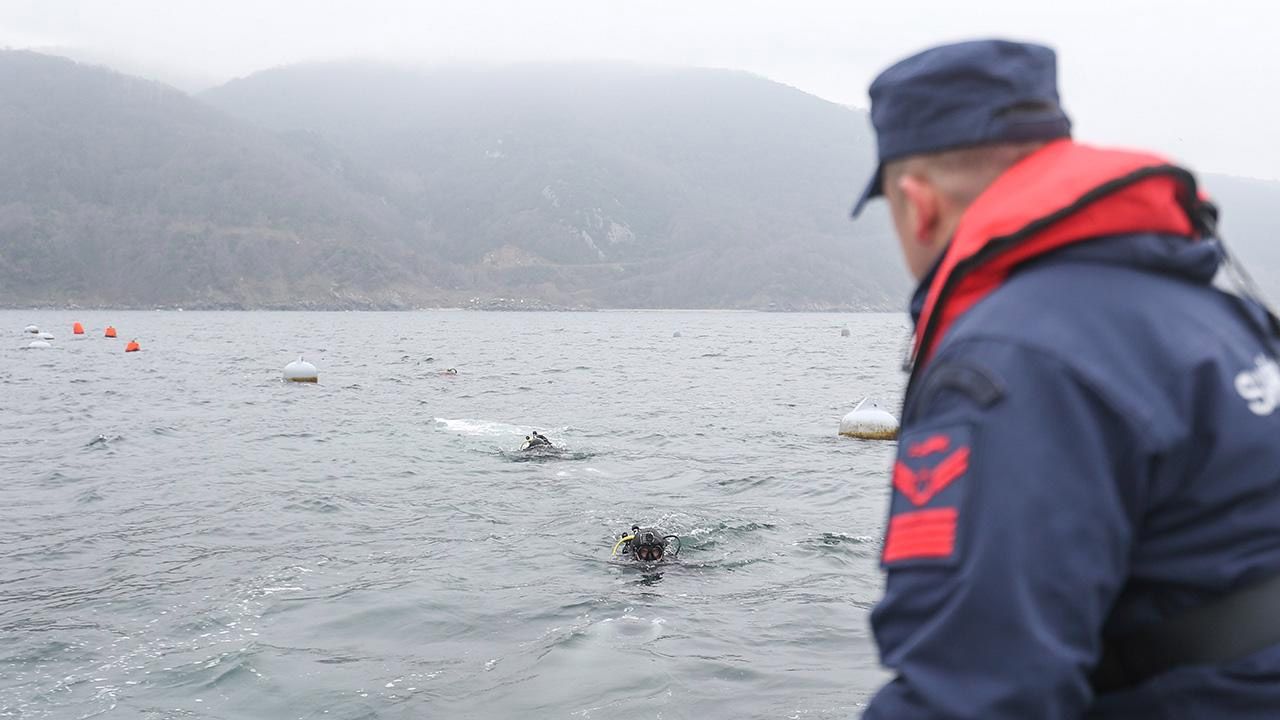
(1, 52, 1275, 310)
(198, 59, 910, 309)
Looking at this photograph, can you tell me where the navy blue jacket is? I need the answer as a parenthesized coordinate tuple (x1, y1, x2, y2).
(863, 226, 1280, 718)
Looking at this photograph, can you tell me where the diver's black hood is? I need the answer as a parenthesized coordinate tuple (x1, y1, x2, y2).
(632, 528, 665, 547)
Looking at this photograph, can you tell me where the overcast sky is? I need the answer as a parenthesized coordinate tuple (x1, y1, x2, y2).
(2, 0, 1276, 180)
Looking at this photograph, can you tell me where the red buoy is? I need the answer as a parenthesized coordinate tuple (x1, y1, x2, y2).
(125, 339, 140, 353)
(73, 322, 84, 335)
(105, 326, 117, 338)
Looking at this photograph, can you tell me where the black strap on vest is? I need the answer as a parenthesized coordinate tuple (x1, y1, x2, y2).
(1092, 572, 1280, 693)
(1203, 197, 1280, 348)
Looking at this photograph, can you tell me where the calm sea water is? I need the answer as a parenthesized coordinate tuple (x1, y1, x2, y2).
(0, 310, 909, 720)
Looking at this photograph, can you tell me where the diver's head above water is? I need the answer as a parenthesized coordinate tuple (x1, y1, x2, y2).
(616, 526, 680, 563)
(633, 531, 665, 562)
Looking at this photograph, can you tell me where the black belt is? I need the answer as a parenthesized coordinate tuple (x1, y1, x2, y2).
(1092, 572, 1280, 693)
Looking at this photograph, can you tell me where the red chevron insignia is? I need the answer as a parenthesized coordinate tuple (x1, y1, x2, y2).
(893, 447, 970, 506)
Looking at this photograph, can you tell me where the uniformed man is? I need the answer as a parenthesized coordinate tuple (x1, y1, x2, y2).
(851, 39, 1280, 718)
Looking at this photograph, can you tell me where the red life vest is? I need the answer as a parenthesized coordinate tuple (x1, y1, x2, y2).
(911, 139, 1213, 377)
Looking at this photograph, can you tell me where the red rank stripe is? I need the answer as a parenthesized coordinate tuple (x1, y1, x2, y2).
(883, 508, 957, 563)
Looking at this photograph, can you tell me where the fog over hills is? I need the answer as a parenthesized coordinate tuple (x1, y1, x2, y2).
(1, 51, 1275, 310)
(200, 60, 909, 309)
(0, 52, 906, 310)
(0, 51, 428, 309)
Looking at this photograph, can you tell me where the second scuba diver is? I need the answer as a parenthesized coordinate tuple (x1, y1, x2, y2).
(520, 431, 554, 451)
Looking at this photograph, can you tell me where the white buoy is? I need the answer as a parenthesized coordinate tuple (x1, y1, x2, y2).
(840, 326, 851, 337)
(283, 356, 318, 383)
(23, 325, 38, 334)
(37, 332, 54, 340)
(26, 340, 51, 349)
(672, 331, 682, 338)
(839, 397, 899, 440)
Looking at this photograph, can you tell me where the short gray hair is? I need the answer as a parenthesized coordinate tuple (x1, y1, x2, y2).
(883, 140, 1048, 207)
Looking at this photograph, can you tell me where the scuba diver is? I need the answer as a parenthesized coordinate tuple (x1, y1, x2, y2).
(520, 431, 554, 451)
(612, 525, 681, 563)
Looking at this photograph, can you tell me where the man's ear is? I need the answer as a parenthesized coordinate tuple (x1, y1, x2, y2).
(897, 174, 940, 244)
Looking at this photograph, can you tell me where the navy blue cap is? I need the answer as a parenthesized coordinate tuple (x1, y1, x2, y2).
(851, 39, 1072, 217)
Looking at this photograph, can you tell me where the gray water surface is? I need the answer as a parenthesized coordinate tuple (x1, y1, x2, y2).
(0, 310, 907, 719)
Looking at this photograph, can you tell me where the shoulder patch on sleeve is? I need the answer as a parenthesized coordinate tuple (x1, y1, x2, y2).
(882, 423, 973, 567)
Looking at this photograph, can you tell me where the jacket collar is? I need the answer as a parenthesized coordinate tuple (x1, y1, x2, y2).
(909, 140, 1213, 378)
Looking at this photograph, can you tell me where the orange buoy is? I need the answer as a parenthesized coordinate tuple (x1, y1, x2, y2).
(73, 322, 85, 335)
(105, 326, 117, 338)
(125, 339, 140, 353)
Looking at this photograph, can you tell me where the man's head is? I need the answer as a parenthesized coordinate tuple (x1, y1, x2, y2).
(852, 40, 1072, 279)
(632, 529, 665, 562)
(882, 141, 1048, 277)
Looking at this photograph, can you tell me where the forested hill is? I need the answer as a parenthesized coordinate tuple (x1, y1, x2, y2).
(2, 52, 1275, 309)
(199, 60, 911, 309)
(0, 51, 431, 309)
(0, 53, 907, 309)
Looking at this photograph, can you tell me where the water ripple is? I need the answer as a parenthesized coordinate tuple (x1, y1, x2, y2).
(0, 310, 903, 719)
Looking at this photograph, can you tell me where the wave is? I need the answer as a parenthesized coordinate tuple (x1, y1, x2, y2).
(433, 417, 525, 437)
(498, 448, 595, 463)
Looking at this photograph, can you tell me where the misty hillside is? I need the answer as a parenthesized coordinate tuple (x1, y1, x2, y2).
(1, 52, 1274, 310)
(0, 52, 908, 310)
(0, 51, 437, 309)
(200, 61, 908, 309)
